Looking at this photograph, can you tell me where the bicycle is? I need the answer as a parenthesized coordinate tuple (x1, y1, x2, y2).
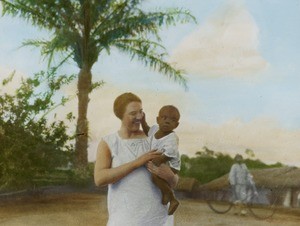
(207, 185, 277, 219)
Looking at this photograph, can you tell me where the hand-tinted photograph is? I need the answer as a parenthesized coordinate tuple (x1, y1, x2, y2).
(1, 1, 300, 225)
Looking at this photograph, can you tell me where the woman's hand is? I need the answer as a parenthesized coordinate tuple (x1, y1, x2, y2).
(146, 162, 179, 188)
(134, 150, 162, 168)
(95, 142, 161, 187)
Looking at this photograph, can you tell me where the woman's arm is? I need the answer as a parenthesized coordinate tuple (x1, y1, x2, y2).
(146, 162, 179, 188)
(94, 140, 162, 187)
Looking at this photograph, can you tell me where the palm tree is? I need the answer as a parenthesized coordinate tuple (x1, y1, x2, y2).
(1, 0, 195, 169)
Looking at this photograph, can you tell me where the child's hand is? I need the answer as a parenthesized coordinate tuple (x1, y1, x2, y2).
(141, 111, 146, 124)
(151, 156, 164, 166)
(140, 111, 150, 135)
(135, 150, 161, 167)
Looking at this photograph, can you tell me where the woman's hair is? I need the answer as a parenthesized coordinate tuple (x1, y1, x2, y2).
(113, 92, 142, 119)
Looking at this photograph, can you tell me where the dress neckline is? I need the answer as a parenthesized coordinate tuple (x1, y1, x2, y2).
(116, 131, 146, 141)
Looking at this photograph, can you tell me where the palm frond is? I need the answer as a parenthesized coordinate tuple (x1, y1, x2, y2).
(22, 37, 74, 68)
(2, 0, 194, 88)
(1, 0, 80, 31)
(91, 0, 131, 36)
(114, 39, 188, 89)
(93, 7, 196, 49)
(1, 0, 55, 29)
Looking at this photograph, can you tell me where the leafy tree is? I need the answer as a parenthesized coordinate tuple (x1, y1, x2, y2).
(179, 154, 190, 176)
(0, 69, 75, 190)
(180, 148, 284, 184)
(245, 148, 255, 158)
(1, 0, 196, 168)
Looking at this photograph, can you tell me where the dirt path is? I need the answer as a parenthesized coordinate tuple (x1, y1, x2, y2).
(0, 193, 299, 226)
(177, 199, 300, 226)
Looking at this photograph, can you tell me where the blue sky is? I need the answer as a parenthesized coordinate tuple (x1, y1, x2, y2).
(1, 0, 300, 166)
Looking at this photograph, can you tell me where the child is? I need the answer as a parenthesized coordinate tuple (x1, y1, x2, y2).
(246, 173, 258, 203)
(142, 105, 181, 215)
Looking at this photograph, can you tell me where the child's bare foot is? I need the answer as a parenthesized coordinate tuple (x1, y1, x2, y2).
(168, 199, 179, 215)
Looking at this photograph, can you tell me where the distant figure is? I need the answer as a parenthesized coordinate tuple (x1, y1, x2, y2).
(141, 105, 181, 215)
(229, 154, 251, 215)
(246, 173, 258, 203)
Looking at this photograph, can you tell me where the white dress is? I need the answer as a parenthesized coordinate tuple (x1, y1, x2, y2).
(229, 163, 249, 202)
(103, 132, 173, 226)
(148, 125, 181, 171)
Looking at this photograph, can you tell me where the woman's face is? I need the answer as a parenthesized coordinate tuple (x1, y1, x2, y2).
(122, 101, 143, 132)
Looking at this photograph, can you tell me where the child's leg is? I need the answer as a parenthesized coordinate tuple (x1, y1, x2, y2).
(151, 155, 173, 204)
(151, 155, 180, 214)
(151, 173, 179, 215)
(152, 173, 173, 204)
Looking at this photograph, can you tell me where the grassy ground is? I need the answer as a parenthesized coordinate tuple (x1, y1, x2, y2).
(0, 191, 300, 226)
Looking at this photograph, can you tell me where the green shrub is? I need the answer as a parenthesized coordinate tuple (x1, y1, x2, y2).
(0, 69, 75, 191)
(68, 163, 94, 187)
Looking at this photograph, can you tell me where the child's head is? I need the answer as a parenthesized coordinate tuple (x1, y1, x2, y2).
(156, 105, 180, 133)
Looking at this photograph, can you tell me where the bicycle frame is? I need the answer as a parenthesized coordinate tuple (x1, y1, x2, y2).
(207, 185, 276, 219)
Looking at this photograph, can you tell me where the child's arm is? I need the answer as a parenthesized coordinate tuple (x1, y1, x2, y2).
(152, 154, 171, 166)
(141, 112, 150, 136)
(147, 161, 179, 188)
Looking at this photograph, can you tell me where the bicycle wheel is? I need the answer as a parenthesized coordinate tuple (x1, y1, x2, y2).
(247, 187, 276, 219)
(207, 189, 233, 214)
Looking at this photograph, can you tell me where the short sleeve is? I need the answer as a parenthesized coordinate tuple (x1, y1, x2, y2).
(148, 125, 159, 137)
(162, 133, 181, 171)
(102, 133, 119, 158)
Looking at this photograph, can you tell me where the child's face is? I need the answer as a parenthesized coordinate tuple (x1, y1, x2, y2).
(156, 108, 179, 133)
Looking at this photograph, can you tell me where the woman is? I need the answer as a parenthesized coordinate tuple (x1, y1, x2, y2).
(94, 92, 179, 226)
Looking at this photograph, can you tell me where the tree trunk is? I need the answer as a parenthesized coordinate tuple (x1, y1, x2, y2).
(74, 64, 92, 169)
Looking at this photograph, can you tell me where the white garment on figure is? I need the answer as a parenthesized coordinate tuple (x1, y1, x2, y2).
(246, 174, 258, 202)
(229, 163, 249, 203)
(148, 125, 181, 171)
(103, 132, 173, 226)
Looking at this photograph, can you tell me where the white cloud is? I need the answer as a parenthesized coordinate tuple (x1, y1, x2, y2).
(169, 0, 268, 77)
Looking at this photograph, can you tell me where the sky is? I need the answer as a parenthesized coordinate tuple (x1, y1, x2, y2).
(1, 0, 300, 166)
